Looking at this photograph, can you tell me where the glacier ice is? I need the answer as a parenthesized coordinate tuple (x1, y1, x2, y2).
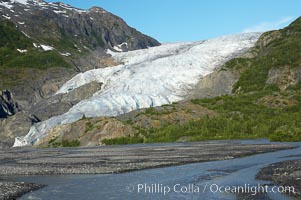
(13, 32, 262, 147)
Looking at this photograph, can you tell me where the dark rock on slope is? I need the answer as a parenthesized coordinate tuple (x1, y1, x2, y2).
(0, 90, 19, 118)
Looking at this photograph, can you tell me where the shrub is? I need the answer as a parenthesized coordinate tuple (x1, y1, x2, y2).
(61, 140, 80, 147)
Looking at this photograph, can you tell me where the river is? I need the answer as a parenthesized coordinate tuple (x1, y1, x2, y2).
(11, 140, 301, 200)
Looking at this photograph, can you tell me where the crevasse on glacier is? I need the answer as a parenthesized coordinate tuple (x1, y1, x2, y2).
(13, 33, 262, 147)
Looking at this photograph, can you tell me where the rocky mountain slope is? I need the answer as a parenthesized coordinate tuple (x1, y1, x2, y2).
(0, 0, 159, 103)
(0, 0, 159, 53)
(0, 0, 160, 145)
(24, 17, 301, 148)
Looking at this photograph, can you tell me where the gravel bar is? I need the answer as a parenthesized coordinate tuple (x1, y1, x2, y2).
(0, 141, 296, 199)
(256, 159, 301, 198)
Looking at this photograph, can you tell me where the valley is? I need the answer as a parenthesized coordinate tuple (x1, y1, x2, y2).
(0, 0, 301, 199)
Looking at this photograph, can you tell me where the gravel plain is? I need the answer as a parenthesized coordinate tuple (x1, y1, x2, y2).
(0, 141, 296, 199)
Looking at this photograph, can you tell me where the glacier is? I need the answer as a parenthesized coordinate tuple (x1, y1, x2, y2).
(13, 33, 261, 147)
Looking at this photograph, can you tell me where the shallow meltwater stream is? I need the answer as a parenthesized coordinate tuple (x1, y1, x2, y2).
(12, 140, 301, 200)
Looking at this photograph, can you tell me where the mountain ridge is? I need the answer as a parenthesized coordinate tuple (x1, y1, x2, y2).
(0, 0, 160, 146)
(0, 0, 160, 55)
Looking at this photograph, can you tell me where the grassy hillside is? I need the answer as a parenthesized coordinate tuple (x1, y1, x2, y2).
(226, 17, 301, 93)
(102, 17, 301, 145)
(0, 20, 70, 69)
(0, 19, 72, 91)
(103, 90, 301, 145)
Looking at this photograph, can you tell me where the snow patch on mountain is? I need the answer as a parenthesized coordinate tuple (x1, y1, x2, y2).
(112, 42, 128, 52)
(0, 0, 87, 13)
(40, 44, 54, 51)
(60, 52, 71, 56)
(14, 0, 28, 4)
(13, 32, 262, 147)
(17, 48, 27, 53)
(0, 2, 13, 9)
(49, 2, 86, 14)
(0, 0, 28, 9)
(2, 14, 11, 19)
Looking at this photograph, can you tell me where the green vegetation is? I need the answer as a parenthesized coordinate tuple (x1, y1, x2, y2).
(61, 139, 80, 147)
(144, 107, 175, 116)
(49, 139, 80, 148)
(222, 57, 252, 71)
(48, 136, 80, 148)
(0, 20, 32, 49)
(3, 51, 70, 69)
(85, 122, 95, 132)
(156, 91, 299, 143)
(48, 136, 59, 146)
(189, 93, 301, 142)
(0, 19, 70, 69)
(102, 136, 143, 145)
(230, 18, 301, 93)
(103, 90, 301, 145)
(54, 27, 81, 52)
(134, 106, 176, 118)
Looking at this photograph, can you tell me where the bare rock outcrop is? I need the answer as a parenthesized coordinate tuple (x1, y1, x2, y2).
(35, 116, 136, 147)
(266, 66, 301, 90)
(188, 69, 239, 99)
(0, 112, 39, 146)
(29, 81, 103, 121)
(0, 90, 19, 118)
